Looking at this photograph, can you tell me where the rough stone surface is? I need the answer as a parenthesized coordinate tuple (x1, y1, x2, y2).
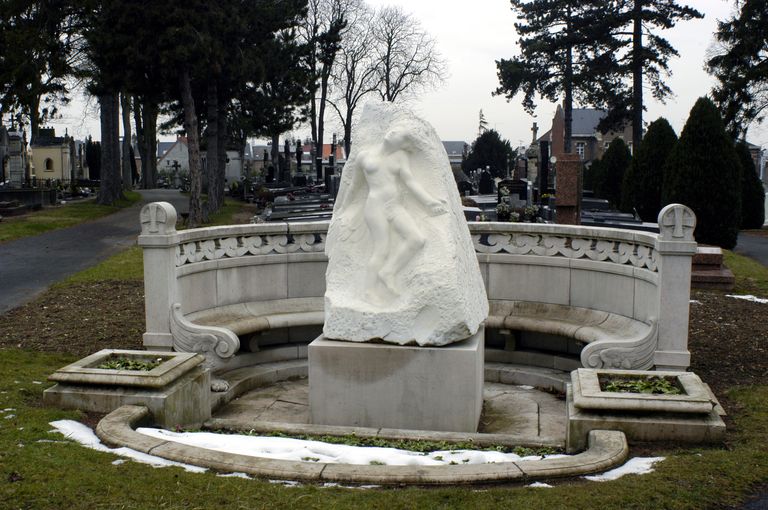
(309, 328, 485, 432)
(324, 101, 488, 346)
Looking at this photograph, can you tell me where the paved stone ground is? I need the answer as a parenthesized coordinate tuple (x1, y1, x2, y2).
(0, 189, 187, 314)
(214, 378, 567, 442)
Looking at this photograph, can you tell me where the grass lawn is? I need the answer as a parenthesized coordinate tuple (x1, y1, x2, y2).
(0, 191, 142, 244)
(0, 233, 767, 508)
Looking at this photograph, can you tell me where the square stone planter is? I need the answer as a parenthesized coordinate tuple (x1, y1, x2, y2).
(572, 368, 715, 414)
(566, 368, 725, 453)
(44, 349, 211, 429)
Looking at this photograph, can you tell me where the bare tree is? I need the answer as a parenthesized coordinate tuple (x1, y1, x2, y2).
(299, 0, 349, 178)
(371, 6, 447, 103)
(329, 2, 378, 156)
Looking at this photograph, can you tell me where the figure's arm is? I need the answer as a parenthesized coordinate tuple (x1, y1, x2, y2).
(398, 154, 447, 215)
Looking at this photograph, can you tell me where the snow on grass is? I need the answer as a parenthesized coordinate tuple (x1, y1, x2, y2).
(136, 427, 568, 466)
(726, 294, 768, 304)
(583, 457, 665, 481)
(50, 420, 206, 473)
(526, 482, 553, 488)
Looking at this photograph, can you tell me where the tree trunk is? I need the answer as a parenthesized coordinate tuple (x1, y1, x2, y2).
(206, 81, 222, 214)
(29, 94, 41, 145)
(97, 92, 123, 205)
(343, 108, 353, 157)
(216, 100, 227, 201)
(120, 93, 133, 189)
(180, 68, 204, 227)
(564, 44, 574, 154)
(316, 69, 331, 179)
(133, 98, 145, 186)
(139, 98, 158, 189)
(632, 0, 643, 151)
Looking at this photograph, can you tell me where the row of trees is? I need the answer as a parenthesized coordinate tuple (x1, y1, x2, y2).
(0, 1, 445, 225)
(495, 0, 703, 155)
(589, 98, 764, 249)
(498, 0, 767, 158)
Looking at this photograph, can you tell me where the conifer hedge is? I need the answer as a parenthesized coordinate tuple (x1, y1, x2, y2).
(663, 97, 741, 248)
(624, 118, 678, 221)
(736, 141, 766, 229)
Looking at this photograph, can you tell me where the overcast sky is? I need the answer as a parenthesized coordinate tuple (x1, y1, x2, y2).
(51, 1, 766, 150)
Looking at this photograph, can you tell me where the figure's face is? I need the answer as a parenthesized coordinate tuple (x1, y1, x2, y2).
(384, 128, 408, 149)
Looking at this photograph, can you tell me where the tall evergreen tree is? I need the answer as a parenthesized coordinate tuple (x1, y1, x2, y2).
(622, 117, 677, 220)
(593, 137, 631, 209)
(0, 0, 76, 143)
(462, 129, 516, 179)
(663, 97, 741, 249)
(596, 1, 702, 149)
(735, 141, 766, 230)
(495, 0, 617, 153)
(707, 0, 768, 138)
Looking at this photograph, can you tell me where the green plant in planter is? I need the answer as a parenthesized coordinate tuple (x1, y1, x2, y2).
(97, 357, 164, 371)
(602, 375, 682, 395)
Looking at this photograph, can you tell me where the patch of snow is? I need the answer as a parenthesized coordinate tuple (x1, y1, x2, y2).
(269, 479, 301, 487)
(726, 294, 768, 304)
(217, 472, 251, 479)
(137, 427, 565, 466)
(584, 457, 665, 482)
(32, 381, 42, 385)
(4, 414, 16, 419)
(689, 300, 702, 304)
(49, 420, 207, 473)
(2, 408, 15, 412)
(526, 482, 553, 488)
(112, 459, 126, 465)
(516, 385, 535, 390)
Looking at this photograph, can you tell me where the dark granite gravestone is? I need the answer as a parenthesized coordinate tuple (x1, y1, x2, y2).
(478, 170, 494, 194)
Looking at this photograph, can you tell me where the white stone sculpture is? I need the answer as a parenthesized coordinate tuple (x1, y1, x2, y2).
(324, 102, 488, 346)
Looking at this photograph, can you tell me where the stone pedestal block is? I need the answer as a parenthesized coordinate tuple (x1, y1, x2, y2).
(309, 327, 484, 433)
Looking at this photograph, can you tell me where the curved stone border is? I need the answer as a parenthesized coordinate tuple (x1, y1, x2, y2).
(96, 405, 628, 485)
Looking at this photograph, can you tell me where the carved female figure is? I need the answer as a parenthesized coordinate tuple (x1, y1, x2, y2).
(354, 127, 447, 302)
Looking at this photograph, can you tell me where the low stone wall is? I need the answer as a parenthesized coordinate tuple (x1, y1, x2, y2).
(138, 202, 697, 371)
(0, 188, 57, 208)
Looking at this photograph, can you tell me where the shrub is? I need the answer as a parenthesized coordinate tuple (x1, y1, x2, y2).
(593, 138, 631, 209)
(736, 141, 766, 229)
(663, 97, 741, 249)
(624, 118, 678, 221)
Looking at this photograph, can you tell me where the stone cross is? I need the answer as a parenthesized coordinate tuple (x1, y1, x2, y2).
(659, 204, 696, 241)
(140, 202, 177, 235)
(531, 122, 538, 143)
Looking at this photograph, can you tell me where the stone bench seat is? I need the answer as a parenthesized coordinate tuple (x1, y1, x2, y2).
(485, 301, 656, 370)
(172, 297, 654, 372)
(188, 298, 325, 336)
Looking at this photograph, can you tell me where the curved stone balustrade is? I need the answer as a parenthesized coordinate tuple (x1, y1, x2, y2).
(139, 202, 697, 372)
